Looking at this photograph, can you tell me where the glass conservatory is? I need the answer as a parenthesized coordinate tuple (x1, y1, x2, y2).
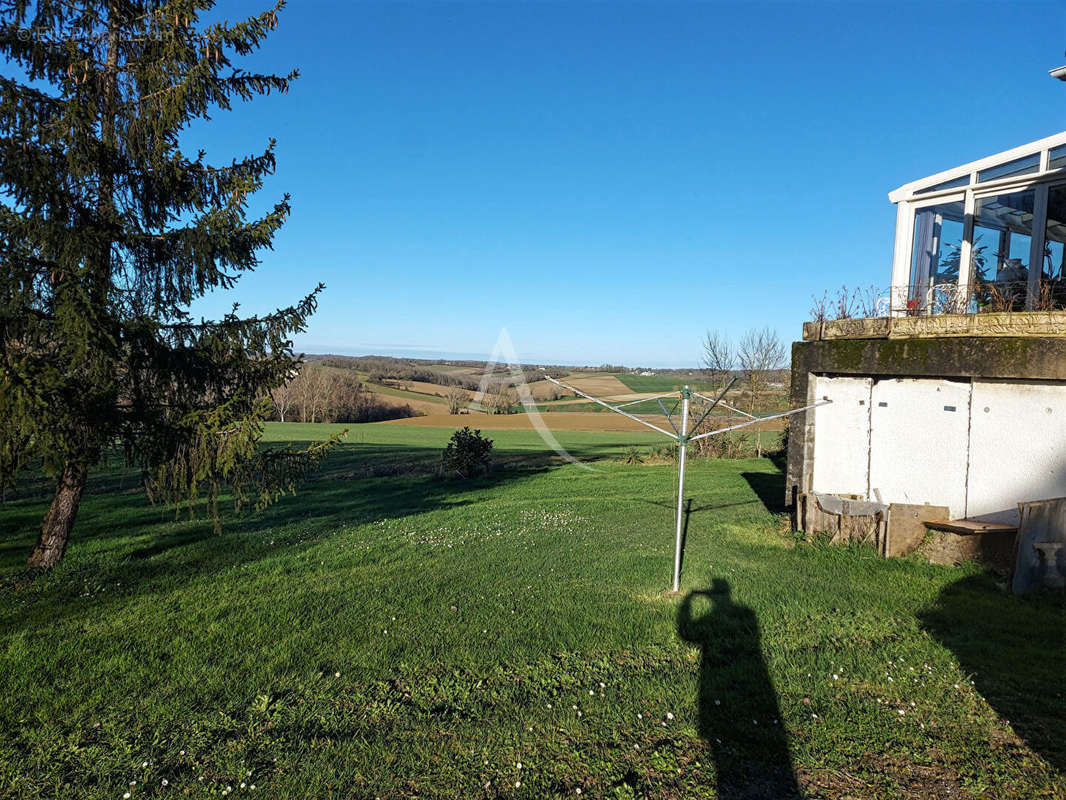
(888, 131, 1066, 314)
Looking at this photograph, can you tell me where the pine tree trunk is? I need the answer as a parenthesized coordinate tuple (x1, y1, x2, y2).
(26, 8, 116, 570)
(27, 461, 88, 568)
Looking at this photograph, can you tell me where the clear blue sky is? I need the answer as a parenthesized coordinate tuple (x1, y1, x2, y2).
(189, 0, 1066, 367)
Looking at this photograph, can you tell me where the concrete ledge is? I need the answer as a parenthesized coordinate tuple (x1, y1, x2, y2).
(790, 336, 1066, 382)
(803, 311, 1066, 342)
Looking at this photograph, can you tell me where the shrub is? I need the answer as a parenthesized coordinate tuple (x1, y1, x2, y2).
(650, 445, 676, 463)
(441, 427, 493, 478)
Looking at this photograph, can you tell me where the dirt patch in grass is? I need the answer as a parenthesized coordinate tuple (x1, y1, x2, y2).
(871, 755, 965, 799)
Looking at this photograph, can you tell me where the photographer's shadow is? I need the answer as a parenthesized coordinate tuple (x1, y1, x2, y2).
(677, 580, 802, 799)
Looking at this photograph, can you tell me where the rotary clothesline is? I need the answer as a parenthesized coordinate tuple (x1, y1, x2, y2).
(543, 375, 831, 591)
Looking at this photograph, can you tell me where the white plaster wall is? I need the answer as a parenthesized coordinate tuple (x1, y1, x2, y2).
(811, 376, 872, 497)
(966, 380, 1066, 525)
(868, 378, 972, 517)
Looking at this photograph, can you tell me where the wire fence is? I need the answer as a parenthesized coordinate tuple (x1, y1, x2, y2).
(811, 278, 1066, 320)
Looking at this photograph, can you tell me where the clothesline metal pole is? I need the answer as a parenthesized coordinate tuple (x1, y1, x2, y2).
(672, 386, 690, 593)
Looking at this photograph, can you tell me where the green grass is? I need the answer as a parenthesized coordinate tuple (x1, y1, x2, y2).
(0, 423, 1062, 799)
(614, 375, 720, 393)
(535, 400, 680, 415)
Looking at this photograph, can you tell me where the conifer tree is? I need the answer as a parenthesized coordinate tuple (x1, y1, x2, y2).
(0, 0, 335, 567)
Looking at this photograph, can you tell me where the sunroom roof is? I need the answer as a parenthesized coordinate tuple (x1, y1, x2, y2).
(888, 130, 1066, 203)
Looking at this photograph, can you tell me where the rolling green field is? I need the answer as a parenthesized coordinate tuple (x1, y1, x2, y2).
(615, 375, 721, 393)
(0, 424, 1062, 799)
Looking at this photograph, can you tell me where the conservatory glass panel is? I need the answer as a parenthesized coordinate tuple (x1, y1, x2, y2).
(1049, 145, 1066, 172)
(1045, 186, 1066, 280)
(914, 174, 970, 195)
(977, 153, 1040, 183)
(973, 189, 1035, 303)
(909, 199, 965, 307)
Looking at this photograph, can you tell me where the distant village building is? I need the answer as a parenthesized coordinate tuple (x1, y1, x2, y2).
(786, 127, 1066, 592)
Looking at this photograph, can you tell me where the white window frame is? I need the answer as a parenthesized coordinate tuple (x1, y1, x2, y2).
(895, 192, 967, 314)
(1039, 179, 1066, 283)
(970, 180, 1043, 307)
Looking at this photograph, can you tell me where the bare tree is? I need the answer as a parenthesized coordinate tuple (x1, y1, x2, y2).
(446, 386, 469, 415)
(266, 365, 422, 423)
(295, 365, 332, 423)
(737, 327, 787, 457)
(485, 383, 518, 415)
(700, 330, 735, 389)
(270, 376, 298, 423)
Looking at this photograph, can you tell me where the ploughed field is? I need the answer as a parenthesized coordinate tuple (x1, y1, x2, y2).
(362, 370, 791, 434)
(0, 423, 1062, 799)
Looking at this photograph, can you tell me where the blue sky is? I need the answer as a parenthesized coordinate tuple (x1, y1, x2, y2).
(187, 0, 1066, 367)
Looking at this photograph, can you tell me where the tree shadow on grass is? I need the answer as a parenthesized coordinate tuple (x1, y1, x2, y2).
(920, 573, 1066, 773)
(0, 439, 574, 634)
(677, 580, 802, 799)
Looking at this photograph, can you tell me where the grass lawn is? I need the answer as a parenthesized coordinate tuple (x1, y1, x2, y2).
(0, 423, 1062, 799)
